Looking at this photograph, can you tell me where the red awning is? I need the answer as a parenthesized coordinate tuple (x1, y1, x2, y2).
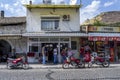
(88, 36, 120, 41)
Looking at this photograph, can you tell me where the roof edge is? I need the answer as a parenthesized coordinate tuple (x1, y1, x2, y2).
(23, 4, 81, 9)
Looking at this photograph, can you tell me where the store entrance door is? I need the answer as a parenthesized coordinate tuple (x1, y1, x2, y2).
(41, 43, 58, 63)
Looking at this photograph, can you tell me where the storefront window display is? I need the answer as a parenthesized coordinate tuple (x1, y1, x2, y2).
(89, 41, 115, 61)
(95, 41, 105, 56)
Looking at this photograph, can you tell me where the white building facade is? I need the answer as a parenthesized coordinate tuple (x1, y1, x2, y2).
(23, 3, 87, 63)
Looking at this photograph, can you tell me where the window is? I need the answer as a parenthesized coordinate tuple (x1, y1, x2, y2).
(29, 46, 38, 52)
(41, 17, 60, 31)
(29, 38, 38, 42)
(40, 38, 49, 41)
(60, 38, 69, 41)
(71, 41, 77, 50)
(29, 43, 39, 52)
(50, 38, 59, 41)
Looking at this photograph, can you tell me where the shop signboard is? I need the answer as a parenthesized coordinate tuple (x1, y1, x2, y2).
(108, 37, 113, 41)
(88, 36, 93, 41)
(88, 26, 120, 32)
(113, 37, 117, 41)
(101, 37, 108, 41)
(116, 37, 120, 41)
(93, 37, 98, 41)
(88, 36, 119, 41)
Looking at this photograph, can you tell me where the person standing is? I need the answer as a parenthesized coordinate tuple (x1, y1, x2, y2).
(53, 47, 58, 64)
(84, 44, 91, 62)
(79, 45, 84, 61)
(42, 45, 46, 64)
(67, 48, 74, 58)
(61, 49, 67, 63)
(84, 44, 91, 52)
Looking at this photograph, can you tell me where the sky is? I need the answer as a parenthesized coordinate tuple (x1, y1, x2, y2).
(0, 0, 120, 24)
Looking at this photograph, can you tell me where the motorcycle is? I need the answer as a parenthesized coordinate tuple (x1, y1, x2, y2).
(7, 56, 29, 69)
(82, 51, 92, 68)
(62, 56, 84, 69)
(88, 52, 110, 68)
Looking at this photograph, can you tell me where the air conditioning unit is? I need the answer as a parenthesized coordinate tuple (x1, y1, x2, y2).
(62, 15, 70, 21)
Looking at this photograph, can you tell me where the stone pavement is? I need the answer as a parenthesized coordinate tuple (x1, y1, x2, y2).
(0, 62, 120, 69)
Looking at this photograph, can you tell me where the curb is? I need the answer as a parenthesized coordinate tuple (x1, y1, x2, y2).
(0, 64, 120, 69)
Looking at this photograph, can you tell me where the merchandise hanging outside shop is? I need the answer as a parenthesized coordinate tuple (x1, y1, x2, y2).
(88, 36, 119, 62)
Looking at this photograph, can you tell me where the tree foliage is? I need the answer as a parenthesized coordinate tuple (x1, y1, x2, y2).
(93, 19, 107, 26)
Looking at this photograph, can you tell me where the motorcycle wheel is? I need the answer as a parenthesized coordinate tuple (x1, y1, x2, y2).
(6, 63, 12, 69)
(102, 60, 110, 67)
(88, 62, 93, 68)
(78, 62, 85, 68)
(71, 61, 77, 66)
(23, 64, 29, 69)
(62, 63, 69, 69)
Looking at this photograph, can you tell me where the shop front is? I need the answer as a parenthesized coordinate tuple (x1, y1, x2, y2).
(27, 37, 70, 63)
(88, 33, 120, 62)
(23, 32, 87, 63)
(81, 26, 120, 62)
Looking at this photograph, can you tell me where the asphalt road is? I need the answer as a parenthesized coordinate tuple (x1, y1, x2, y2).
(0, 66, 120, 80)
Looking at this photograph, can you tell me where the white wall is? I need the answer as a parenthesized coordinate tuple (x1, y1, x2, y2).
(26, 8, 80, 32)
(9, 38, 27, 53)
(71, 37, 80, 59)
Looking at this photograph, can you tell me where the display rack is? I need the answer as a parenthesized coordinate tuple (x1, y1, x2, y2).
(97, 45, 105, 57)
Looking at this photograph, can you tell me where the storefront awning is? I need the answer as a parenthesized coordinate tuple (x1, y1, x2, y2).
(22, 32, 88, 37)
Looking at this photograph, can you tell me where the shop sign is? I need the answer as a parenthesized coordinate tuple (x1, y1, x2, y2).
(113, 37, 117, 41)
(88, 37, 120, 41)
(116, 37, 120, 41)
(101, 37, 108, 41)
(93, 37, 98, 41)
(88, 37, 93, 41)
(88, 26, 120, 32)
(101, 37, 105, 41)
(108, 37, 113, 41)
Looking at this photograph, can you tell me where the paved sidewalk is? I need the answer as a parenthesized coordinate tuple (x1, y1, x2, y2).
(29, 64, 62, 69)
(0, 63, 120, 69)
(0, 63, 62, 69)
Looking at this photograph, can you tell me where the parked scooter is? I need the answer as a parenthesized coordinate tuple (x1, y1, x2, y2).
(7, 56, 29, 69)
(88, 52, 110, 68)
(62, 56, 84, 69)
